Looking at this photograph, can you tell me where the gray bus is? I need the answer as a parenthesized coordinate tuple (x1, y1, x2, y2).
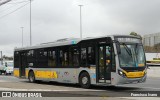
(14, 35, 147, 88)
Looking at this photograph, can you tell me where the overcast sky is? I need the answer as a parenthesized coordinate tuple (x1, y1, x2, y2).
(0, 0, 160, 56)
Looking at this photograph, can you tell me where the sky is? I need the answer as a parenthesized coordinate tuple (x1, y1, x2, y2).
(0, 0, 160, 56)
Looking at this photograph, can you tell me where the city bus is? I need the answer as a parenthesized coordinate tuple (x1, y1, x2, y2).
(14, 35, 147, 88)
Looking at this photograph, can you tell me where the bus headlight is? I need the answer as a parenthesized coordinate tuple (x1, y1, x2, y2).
(144, 69, 147, 76)
(118, 70, 126, 77)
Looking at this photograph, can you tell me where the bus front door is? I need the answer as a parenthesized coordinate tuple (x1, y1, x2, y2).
(98, 45, 111, 83)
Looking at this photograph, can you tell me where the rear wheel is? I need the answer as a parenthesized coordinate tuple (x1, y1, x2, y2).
(79, 72, 91, 89)
(28, 71, 35, 83)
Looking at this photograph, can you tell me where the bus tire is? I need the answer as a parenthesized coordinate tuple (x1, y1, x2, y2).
(79, 72, 91, 89)
(28, 71, 35, 83)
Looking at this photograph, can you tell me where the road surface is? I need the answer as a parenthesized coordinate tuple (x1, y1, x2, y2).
(0, 75, 160, 100)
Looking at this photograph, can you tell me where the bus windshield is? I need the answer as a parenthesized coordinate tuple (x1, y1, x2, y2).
(119, 43, 145, 67)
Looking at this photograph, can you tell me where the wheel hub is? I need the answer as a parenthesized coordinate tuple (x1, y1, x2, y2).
(29, 75, 34, 82)
(82, 77, 88, 84)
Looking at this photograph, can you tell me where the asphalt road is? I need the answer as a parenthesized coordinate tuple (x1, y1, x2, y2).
(0, 75, 160, 91)
(0, 75, 160, 100)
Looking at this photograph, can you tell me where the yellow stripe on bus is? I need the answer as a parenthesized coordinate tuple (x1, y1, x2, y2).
(32, 70, 58, 79)
(123, 70, 145, 78)
(14, 69, 19, 77)
(25, 69, 29, 78)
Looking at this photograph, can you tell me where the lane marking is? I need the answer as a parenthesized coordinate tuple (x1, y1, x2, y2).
(0, 80, 10, 82)
(0, 87, 105, 91)
(120, 86, 160, 90)
(141, 87, 160, 90)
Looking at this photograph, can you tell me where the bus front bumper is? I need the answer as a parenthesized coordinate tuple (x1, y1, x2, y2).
(112, 74, 147, 85)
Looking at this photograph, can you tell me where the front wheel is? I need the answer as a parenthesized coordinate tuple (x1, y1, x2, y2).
(28, 71, 35, 83)
(79, 72, 91, 89)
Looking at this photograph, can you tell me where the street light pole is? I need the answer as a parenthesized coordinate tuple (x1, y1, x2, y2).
(79, 5, 83, 40)
(21, 27, 24, 47)
(30, 0, 32, 46)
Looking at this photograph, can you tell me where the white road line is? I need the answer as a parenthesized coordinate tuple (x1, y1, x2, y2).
(141, 87, 160, 90)
(0, 87, 104, 91)
(121, 86, 160, 90)
(1, 85, 160, 91)
(0, 80, 9, 82)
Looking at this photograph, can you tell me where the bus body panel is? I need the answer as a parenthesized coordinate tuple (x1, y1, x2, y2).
(111, 71, 147, 85)
(25, 67, 96, 84)
(14, 68, 19, 77)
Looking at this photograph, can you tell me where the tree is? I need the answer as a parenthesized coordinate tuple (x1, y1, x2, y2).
(130, 32, 137, 36)
(130, 32, 142, 40)
(154, 43, 160, 52)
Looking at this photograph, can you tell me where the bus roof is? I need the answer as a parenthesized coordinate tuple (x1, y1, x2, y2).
(14, 35, 140, 51)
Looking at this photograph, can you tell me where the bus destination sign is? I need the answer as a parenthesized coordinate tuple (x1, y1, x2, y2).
(116, 37, 141, 43)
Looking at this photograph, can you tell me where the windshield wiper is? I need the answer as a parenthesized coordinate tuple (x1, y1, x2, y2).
(122, 43, 132, 57)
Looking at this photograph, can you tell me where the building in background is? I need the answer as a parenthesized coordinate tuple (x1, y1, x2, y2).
(143, 32, 160, 46)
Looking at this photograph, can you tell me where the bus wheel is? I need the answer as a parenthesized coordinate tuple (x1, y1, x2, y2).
(28, 71, 35, 83)
(79, 72, 91, 89)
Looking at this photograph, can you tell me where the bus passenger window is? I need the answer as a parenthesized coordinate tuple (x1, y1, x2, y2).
(63, 50, 68, 66)
(48, 50, 56, 67)
(27, 50, 35, 67)
(59, 49, 68, 67)
(14, 52, 20, 68)
(111, 47, 116, 72)
(69, 49, 73, 66)
(59, 50, 63, 67)
(88, 47, 95, 65)
(36, 49, 48, 67)
(73, 48, 79, 66)
(81, 48, 87, 66)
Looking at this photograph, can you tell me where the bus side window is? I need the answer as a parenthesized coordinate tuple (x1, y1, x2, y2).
(59, 50, 63, 67)
(36, 49, 48, 68)
(81, 48, 87, 66)
(111, 47, 116, 72)
(48, 50, 56, 67)
(68, 46, 79, 67)
(69, 48, 73, 66)
(27, 50, 35, 67)
(63, 50, 69, 67)
(14, 51, 20, 68)
(88, 47, 95, 66)
(73, 47, 79, 66)
(59, 47, 69, 67)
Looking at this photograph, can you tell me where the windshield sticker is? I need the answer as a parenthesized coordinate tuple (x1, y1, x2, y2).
(138, 64, 145, 67)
